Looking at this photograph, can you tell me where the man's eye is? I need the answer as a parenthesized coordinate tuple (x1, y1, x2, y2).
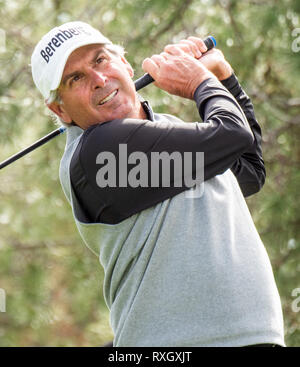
(72, 75, 81, 82)
(96, 57, 105, 64)
(69, 74, 81, 87)
(69, 75, 81, 86)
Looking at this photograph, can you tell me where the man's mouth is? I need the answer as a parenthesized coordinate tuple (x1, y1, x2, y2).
(98, 89, 118, 105)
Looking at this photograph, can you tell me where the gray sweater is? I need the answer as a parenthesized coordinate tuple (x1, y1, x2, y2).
(59, 121, 285, 347)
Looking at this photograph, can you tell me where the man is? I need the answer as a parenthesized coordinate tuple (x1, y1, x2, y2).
(31, 21, 285, 347)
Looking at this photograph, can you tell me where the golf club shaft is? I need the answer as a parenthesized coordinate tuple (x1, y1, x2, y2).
(0, 36, 216, 170)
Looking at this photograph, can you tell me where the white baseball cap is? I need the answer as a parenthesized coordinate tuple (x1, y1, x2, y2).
(31, 21, 112, 100)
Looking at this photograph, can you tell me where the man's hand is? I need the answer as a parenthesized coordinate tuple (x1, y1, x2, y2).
(198, 49, 232, 81)
(142, 44, 215, 100)
(176, 37, 233, 81)
(142, 37, 233, 99)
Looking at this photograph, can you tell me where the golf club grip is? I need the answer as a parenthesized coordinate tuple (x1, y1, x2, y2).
(134, 35, 216, 91)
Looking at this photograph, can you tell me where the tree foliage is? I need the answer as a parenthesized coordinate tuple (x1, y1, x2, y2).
(0, 0, 299, 346)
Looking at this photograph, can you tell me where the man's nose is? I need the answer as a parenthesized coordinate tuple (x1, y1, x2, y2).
(89, 69, 107, 89)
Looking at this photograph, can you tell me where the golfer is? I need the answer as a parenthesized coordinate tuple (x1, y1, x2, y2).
(31, 21, 285, 347)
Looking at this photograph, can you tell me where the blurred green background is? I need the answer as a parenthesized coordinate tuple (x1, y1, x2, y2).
(0, 0, 299, 346)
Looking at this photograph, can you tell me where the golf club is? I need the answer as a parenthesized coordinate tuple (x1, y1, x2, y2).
(0, 36, 216, 170)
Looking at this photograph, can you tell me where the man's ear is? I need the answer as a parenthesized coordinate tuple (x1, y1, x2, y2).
(47, 101, 72, 124)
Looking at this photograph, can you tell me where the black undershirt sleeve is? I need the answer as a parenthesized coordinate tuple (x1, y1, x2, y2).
(221, 73, 266, 197)
(70, 77, 255, 224)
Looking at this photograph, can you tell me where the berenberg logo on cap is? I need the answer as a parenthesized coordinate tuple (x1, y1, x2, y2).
(40, 25, 92, 64)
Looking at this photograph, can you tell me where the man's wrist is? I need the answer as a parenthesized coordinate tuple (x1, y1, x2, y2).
(217, 62, 233, 81)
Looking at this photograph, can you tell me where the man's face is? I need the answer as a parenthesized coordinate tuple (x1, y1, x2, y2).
(48, 44, 145, 129)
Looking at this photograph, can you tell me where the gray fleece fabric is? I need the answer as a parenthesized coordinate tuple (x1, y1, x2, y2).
(59, 121, 285, 347)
